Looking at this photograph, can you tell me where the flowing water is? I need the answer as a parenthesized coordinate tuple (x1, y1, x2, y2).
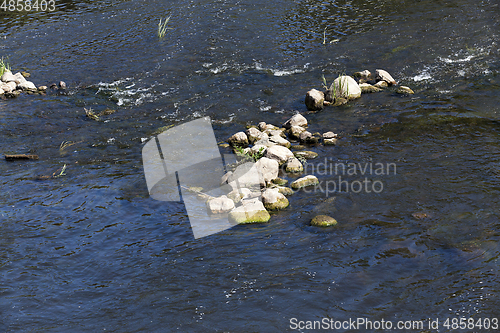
(1, 0, 499, 331)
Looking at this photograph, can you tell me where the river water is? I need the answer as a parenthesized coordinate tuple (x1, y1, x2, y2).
(1, 0, 499, 331)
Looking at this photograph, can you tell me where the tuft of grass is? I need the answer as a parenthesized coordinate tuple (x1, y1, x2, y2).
(158, 16, 172, 39)
(234, 146, 265, 162)
(0, 57, 11, 77)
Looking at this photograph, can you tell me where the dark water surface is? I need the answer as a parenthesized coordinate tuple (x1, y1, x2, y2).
(1, 0, 499, 331)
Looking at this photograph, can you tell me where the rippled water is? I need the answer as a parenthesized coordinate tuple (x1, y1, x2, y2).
(1, 0, 499, 331)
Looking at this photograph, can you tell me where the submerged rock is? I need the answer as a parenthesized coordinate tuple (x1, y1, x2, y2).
(294, 151, 318, 159)
(283, 113, 308, 129)
(228, 198, 271, 224)
(396, 86, 415, 94)
(330, 75, 362, 100)
(323, 131, 338, 139)
(305, 89, 324, 111)
(324, 138, 338, 146)
(359, 83, 383, 93)
(262, 188, 289, 210)
(291, 175, 319, 190)
(277, 186, 294, 196)
(311, 215, 338, 227)
(375, 69, 397, 85)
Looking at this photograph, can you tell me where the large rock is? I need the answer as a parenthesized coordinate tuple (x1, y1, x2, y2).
(254, 157, 279, 184)
(269, 135, 291, 148)
(17, 81, 37, 91)
(228, 198, 271, 224)
(305, 89, 324, 111)
(206, 195, 235, 214)
(246, 127, 264, 144)
(311, 215, 338, 227)
(285, 157, 304, 173)
(0, 70, 16, 83)
(264, 145, 294, 165)
(375, 69, 397, 85)
(261, 188, 289, 210)
(291, 175, 319, 190)
(228, 132, 249, 147)
(283, 113, 308, 129)
(13, 72, 27, 85)
(330, 75, 361, 100)
(0, 82, 15, 93)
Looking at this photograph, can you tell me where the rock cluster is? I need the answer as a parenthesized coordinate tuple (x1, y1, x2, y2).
(305, 69, 415, 111)
(0, 70, 47, 98)
(204, 113, 339, 226)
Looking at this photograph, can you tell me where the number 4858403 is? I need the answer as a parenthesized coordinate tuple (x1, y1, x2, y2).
(0, 0, 56, 12)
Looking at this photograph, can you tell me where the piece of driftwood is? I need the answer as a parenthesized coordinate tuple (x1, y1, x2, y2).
(4, 154, 39, 160)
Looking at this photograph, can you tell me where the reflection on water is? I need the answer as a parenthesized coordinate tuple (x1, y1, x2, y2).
(0, 0, 499, 330)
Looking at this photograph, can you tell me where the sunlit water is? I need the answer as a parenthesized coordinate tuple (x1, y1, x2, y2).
(1, 0, 499, 331)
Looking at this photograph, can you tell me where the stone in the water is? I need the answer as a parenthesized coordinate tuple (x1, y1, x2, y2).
(18, 81, 37, 91)
(285, 157, 304, 173)
(323, 131, 338, 139)
(290, 144, 306, 151)
(374, 81, 389, 88)
(271, 177, 288, 186)
(258, 122, 278, 132)
(261, 188, 289, 210)
(359, 83, 383, 93)
(0, 82, 14, 93)
(246, 127, 264, 144)
(269, 135, 291, 148)
(277, 186, 294, 196)
(305, 89, 324, 111)
(299, 131, 318, 144)
(21, 71, 30, 78)
(38, 86, 48, 91)
(353, 70, 371, 81)
(227, 188, 252, 203)
(330, 75, 362, 100)
(265, 128, 286, 138)
(324, 138, 338, 146)
(288, 125, 306, 140)
(264, 145, 294, 165)
(1, 70, 16, 83)
(396, 86, 415, 94)
(12, 72, 27, 85)
(291, 175, 319, 190)
(283, 113, 308, 129)
(294, 151, 318, 159)
(311, 215, 338, 227)
(375, 69, 397, 85)
(206, 195, 235, 214)
(228, 198, 271, 224)
(228, 131, 249, 147)
(254, 157, 279, 184)
(59, 81, 67, 89)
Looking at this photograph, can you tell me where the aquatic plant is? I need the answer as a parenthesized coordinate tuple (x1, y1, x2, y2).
(0, 57, 11, 77)
(158, 16, 172, 39)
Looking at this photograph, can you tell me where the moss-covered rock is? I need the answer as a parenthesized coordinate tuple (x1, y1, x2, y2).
(271, 177, 288, 186)
(311, 215, 338, 227)
(291, 175, 319, 190)
(396, 86, 415, 95)
(228, 199, 271, 224)
(285, 157, 304, 173)
(294, 151, 318, 159)
(261, 188, 289, 210)
(277, 186, 294, 196)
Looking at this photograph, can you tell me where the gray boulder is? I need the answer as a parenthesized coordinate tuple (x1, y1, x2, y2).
(305, 89, 324, 111)
(283, 113, 308, 129)
(330, 75, 361, 100)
